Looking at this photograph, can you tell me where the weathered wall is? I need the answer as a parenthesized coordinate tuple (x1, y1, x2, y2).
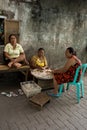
(0, 0, 87, 68)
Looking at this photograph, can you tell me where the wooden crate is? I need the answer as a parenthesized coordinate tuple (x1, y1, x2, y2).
(29, 92, 51, 110)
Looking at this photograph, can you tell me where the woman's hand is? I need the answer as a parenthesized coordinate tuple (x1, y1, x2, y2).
(52, 69, 60, 74)
(11, 58, 15, 62)
(52, 70, 56, 74)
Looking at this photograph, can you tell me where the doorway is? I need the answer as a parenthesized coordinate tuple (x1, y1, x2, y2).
(0, 18, 4, 45)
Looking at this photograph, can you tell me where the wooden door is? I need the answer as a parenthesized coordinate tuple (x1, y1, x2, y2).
(4, 19, 19, 44)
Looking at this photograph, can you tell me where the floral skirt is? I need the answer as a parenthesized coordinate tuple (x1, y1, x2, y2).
(54, 63, 80, 84)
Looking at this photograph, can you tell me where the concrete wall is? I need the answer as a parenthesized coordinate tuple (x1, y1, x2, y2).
(0, 0, 87, 68)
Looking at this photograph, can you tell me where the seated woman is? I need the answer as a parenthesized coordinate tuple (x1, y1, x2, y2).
(4, 34, 29, 68)
(50, 47, 82, 96)
(30, 48, 48, 69)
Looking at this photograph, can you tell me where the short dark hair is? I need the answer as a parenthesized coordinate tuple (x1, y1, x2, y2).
(38, 48, 44, 52)
(67, 47, 76, 56)
(8, 34, 16, 42)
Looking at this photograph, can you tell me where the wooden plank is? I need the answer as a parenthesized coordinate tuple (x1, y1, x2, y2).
(0, 65, 30, 81)
(0, 65, 29, 71)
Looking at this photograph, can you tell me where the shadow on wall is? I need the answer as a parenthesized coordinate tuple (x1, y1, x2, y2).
(31, 0, 42, 19)
(25, 46, 36, 61)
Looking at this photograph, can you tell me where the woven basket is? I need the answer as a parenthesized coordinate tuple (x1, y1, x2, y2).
(20, 81, 42, 98)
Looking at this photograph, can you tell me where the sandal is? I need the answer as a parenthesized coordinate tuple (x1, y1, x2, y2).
(47, 92, 61, 97)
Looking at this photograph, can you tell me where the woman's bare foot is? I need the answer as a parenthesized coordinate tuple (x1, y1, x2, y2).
(53, 89, 58, 94)
(13, 63, 22, 68)
(8, 62, 13, 68)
